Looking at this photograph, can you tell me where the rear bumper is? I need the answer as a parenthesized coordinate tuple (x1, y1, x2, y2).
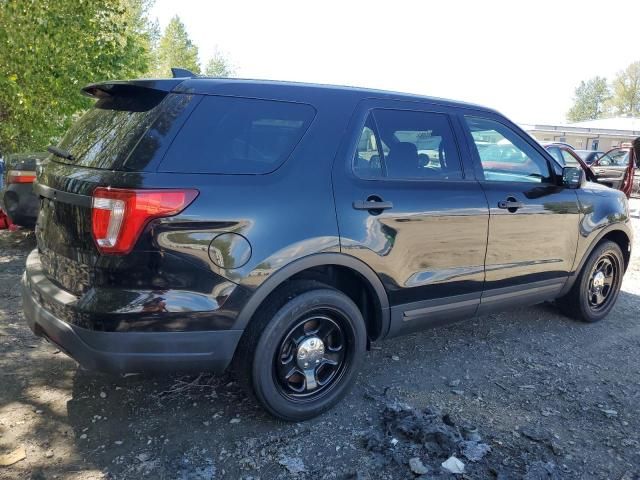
(21, 255, 243, 374)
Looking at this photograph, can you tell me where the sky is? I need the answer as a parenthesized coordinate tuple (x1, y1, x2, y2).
(150, 0, 640, 125)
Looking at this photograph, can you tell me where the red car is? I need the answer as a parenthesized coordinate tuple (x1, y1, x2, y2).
(543, 143, 637, 198)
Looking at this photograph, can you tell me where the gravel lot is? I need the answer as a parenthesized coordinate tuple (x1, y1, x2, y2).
(1, 199, 639, 480)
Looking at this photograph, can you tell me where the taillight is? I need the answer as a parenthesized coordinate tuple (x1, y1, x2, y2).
(6, 170, 37, 184)
(91, 187, 198, 255)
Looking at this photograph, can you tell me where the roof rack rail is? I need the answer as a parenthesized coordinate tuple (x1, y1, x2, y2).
(171, 67, 196, 78)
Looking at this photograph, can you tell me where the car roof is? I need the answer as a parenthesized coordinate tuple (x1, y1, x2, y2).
(170, 77, 497, 113)
(541, 141, 575, 147)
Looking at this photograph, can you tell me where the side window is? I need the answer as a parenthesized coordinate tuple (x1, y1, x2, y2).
(465, 116, 552, 183)
(353, 109, 463, 180)
(159, 96, 315, 174)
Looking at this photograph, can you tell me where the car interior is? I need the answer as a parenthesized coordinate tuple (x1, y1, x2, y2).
(353, 112, 462, 180)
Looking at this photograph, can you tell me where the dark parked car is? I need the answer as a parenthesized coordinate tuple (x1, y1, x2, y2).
(22, 73, 633, 420)
(575, 149, 604, 165)
(1, 152, 47, 227)
(543, 142, 587, 168)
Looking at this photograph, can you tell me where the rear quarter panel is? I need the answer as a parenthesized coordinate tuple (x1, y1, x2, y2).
(153, 90, 360, 291)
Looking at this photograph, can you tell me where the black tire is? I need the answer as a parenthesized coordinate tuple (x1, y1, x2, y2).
(234, 280, 367, 421)
(556, 240, 624, 322)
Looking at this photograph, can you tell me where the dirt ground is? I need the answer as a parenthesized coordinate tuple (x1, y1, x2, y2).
(1, 200, 639, 480)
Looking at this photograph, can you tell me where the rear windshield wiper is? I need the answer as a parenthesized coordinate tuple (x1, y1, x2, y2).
(47, 145, 74, 161)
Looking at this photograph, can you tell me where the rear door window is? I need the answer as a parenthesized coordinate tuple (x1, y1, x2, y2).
(353, 109, 463, 180)
(160, 96, 315, 174)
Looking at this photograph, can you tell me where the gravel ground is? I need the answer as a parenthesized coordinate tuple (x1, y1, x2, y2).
(1, 199, 639, 480)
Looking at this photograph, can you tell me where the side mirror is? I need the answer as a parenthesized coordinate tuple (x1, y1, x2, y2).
(562, 166, 585, 189)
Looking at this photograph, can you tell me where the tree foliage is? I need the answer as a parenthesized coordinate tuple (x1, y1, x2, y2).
(609, 61, 640, 117)
(0, 0, 155, 154)
(204, 50, 235, 77)
(566, 76, 610, 122)
(567, 61, 640, 122)
(150, 15, 200, 77)
(0, 4, 234, 153)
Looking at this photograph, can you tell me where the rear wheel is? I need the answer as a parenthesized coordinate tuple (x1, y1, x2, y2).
(557, 240, 624, 322)
(235, 280, 367, 421)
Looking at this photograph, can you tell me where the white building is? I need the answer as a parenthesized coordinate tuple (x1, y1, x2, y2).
(522, 117, 640, 152)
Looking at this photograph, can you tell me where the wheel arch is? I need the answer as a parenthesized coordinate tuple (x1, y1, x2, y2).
(579, 225, 632, 272)
(561, 224, 632, 296)
(234, 253, 390, 341)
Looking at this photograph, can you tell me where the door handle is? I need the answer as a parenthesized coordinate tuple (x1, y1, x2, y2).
(353, 200, 393, 211)
(497, 199, 524, 211)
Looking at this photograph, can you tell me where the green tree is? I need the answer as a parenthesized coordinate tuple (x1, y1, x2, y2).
(609, 61, 640, 116)
(0, 0, 155, 154)
(566, 76, 610, 122)
(151, 15, 200, 77)
(204, 49, 234, 77)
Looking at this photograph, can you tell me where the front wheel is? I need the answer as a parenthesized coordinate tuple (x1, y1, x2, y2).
(557, 240, 625, 322)
(235, 280, 367, 421)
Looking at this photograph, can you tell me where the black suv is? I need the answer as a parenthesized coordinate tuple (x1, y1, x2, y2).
(23, 73, 633, 420)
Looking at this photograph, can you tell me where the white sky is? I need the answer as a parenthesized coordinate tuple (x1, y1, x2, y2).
(150, 0, 640, 124)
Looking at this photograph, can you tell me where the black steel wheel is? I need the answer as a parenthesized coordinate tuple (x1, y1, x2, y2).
(234, 280, 367, 421)
(586, 253, 618, 312)
(274, 311, 350, 400)
(557, 240, 624, 322)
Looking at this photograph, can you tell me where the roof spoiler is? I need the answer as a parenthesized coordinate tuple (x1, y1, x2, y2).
(171, 67, 196, 78)
(81, 78, 187, 99)
(82, 67, 197, 99)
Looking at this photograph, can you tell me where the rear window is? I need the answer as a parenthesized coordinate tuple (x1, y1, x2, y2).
(54, 92, 168, 170)
(159, 96, 315, 174)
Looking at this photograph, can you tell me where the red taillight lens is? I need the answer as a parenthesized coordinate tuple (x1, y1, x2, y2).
(91, 188, 198, 255)
(6, 170, 37, 184)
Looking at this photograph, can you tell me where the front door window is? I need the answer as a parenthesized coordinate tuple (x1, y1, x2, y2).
(465, 117, 552, 183)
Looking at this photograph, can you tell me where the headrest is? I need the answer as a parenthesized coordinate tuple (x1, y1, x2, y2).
(390, 142, 418, 159)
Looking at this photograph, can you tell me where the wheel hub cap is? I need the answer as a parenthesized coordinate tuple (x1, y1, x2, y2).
(296, 336, 325, 390)
(296, 337, 325, 368)
(275, 313, 349, 398)
(592, 271, 605, 289)
(587, 253, 618, 310)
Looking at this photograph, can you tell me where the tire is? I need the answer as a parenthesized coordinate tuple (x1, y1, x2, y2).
(556, 240, 624, 322)
(234, 280, 367, 421)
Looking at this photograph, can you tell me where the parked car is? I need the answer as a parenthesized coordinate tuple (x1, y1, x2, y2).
(543, 143, 636, 198)
(591, 146, 637, 198)
(1, 152, 47, 227)
(575, 149, 604, 165)
(544, 143, 592, 170)
(22, 73, 633, 420)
